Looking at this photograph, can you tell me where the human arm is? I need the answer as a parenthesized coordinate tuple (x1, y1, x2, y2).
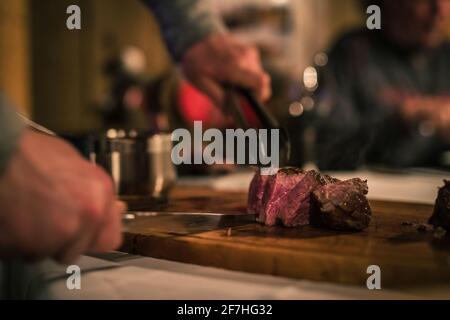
(142, 0, 271, 107)
(0, 96, 124, 264)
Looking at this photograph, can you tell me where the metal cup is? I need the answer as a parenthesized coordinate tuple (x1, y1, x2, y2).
(89, 129, 176, 198)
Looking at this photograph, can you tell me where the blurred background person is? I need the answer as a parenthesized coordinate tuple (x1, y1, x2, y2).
(312, 0, 450, 170)
(95, 0, 272, 130)
(0, 0, 368, 172)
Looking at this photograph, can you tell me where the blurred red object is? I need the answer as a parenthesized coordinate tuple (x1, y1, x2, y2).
(178, 80, 260, 129)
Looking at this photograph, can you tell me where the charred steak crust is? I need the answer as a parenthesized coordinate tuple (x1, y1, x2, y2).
(429, 180, 450, 231)
(314, 171, 340, 185)
(311, 178, 371, 231)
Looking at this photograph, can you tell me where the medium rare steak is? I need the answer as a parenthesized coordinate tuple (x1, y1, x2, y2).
(259, 167, 306, 226)
(247, 167, 371, 231)
(311, 178, 371, 231)
(278, 170, 338, 227)
(429, 180, 450, 231)
(247, 170, 270, 216)
(247, 168, 341, 227)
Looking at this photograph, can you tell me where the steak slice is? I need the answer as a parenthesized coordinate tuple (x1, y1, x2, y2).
(259, 167, 306, 226)
(278, 170, 338, 227)
(311, 178, 371, 231)
(429, 180, 450, 231)
(247, 170, 270, 215)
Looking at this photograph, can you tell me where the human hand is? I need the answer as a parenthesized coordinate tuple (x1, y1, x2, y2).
(181, 33, 271, 108)
(383, 89, 450, 140)
(0, 130, 124, 264)
(400, 95, 450, 138)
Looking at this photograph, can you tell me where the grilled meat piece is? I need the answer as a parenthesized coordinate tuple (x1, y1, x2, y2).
(311, 178, 371, 231)
(259, 167, 306, 226)
(277, 170, 338, 227)
(429, 180, 450, 232)
(247, 170, 270, 216)
(248, 167, 343, 227)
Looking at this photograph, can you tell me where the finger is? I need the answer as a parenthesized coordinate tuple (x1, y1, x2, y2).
(53, 218, 95, 264)
(54, 170, 114, 264)
(53, 197, 109, 263)
(232, 46, 271, 101)
(221, 67, 271, 102)
(260, 72, 272, 102)
(235, 45, 261, 71)
(86, 170, 122, 253)
(89, 200, 124, 253)
(53, 209, 102, 264)
(116, 200, 128, 213)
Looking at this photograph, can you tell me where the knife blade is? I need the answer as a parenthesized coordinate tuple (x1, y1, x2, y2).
(122, 211, 256, 233)
(125, 211, 254, 217)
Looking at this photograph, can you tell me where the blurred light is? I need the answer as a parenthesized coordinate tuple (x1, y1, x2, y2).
(129, 129, 138, 138)
(314, 52, 328, 67)
(123, 214, 135, 221)
(107, 129, 117, 139)
(271, 0, 290, 6)
(117, 129, 126, 138)
(301, 96, 315, 111)
(303, 66, 318, 91)
(289, 102, 304, 117)
(121, 46, 147, 75)
(419, 121, 435, 137)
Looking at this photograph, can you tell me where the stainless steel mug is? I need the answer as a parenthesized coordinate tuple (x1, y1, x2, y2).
(89, 129, 176, 198)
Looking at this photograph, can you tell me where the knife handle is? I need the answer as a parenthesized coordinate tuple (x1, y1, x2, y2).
(234, 86, 291, 164)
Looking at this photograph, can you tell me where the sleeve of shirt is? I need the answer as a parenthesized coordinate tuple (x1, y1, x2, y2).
(142, 0, 226, 62)
(0, 94, 25, 176)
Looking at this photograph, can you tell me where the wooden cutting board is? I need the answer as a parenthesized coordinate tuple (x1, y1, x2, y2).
(120, 187, 450, 290)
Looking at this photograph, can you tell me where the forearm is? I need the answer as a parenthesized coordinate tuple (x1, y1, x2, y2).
(142, 0, 225, 61)
(0, 95, 25, 176)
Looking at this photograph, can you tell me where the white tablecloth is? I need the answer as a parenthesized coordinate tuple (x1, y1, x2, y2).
(27, 253, 415, 300)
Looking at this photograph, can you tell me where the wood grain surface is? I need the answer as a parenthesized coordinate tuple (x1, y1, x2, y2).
(120, 187, 450, 290)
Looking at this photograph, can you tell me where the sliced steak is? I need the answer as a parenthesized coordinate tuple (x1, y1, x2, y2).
(278, 170, 338, 227)
(248, 167, 370, 231)
(311, 178, 371, 231)
(429, 180, 450, 231)
(247, 170, 270, 215)
(259, 167, 306, 226)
